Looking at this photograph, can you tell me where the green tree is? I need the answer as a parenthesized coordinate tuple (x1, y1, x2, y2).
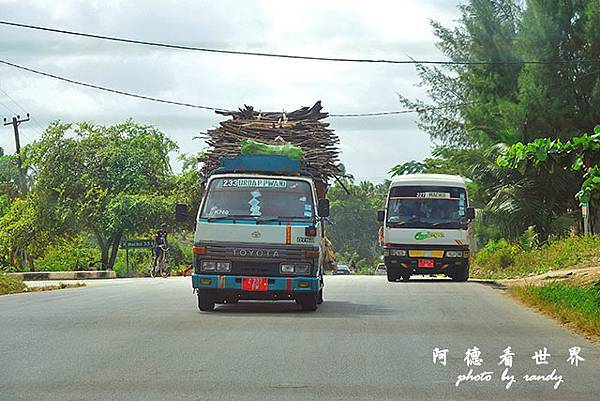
(327, 180, 389, 264)
(172, 152, 204, 215)
(397, 0, 600, 241)
(498, 125, 600, 231)
(23, 120, 177, 270)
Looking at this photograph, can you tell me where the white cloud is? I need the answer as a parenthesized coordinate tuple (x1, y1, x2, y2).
(0, 0, 460, 181)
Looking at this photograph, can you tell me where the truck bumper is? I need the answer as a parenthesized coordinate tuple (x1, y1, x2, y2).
(192, 274, 320, 293)
(385, 257, 468, 275)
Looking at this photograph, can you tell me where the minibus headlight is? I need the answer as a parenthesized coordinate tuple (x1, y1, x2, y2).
(390, 249, 406, 257)
(446, 251, 463, 258)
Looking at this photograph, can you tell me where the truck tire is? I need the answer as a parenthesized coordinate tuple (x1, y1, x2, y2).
(198, 293, 215, 311)
(299, 293, 318, 311)
(451, 265, 469, 282)
(387, 270, 397, 282)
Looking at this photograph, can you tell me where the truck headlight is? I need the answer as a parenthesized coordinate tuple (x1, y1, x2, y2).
(390, 249, 406, 257)
(294, 264, 310, 274)
(216, 261, 231, 272)
(446, 251, 463, 258)
(201, 261, 216, 271)
(280, 263, 310, 274)
(281, 264, 295, 273)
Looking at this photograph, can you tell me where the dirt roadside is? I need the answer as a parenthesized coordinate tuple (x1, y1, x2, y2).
(499, 264, 600, 287)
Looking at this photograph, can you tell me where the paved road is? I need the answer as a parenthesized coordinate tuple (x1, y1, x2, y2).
(1, 276, 598, 401)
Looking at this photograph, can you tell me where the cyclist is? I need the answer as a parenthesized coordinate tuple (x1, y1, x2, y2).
(151, 224, 169, 274)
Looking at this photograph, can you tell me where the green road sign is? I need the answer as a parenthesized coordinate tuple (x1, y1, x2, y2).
(122, 240, 154, 249)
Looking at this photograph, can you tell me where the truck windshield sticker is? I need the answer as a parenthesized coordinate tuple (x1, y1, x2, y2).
(416, 192, 451, 199)
(415, 231, 446, 240)
(249, 191, 262, 216)
(224, 179, 287, 188)
(208, 207, 230, 216)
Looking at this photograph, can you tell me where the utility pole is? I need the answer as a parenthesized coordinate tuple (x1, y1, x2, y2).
(2, 114, 32, 271)
(3, 113, 30, 194)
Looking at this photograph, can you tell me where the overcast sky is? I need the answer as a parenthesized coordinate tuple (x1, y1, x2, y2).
(0, 0, 460, 182)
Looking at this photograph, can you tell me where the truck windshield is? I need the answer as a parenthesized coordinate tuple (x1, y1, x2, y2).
(201, 177, 315, 221)
(386, 185, 467, 229)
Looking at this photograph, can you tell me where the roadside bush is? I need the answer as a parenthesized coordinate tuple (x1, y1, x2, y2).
(35, 238, 101, 271)
(473, 239, 519, 270)
(518, 226, 539, 252)
(0, 273, 25, 295)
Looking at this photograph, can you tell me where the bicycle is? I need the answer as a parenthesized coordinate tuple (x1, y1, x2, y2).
(150, 244, 171, 278)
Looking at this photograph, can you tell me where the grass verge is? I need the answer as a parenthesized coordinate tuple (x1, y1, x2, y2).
(509, 283, 600, 341)
(472, 235, 600, 279)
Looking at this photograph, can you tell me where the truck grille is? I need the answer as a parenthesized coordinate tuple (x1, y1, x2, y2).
(231, 261, 280, 276)
(195, 241, 317, 276)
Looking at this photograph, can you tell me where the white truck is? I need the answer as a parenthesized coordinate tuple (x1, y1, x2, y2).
(176, 155, 329, 311)
(378, 174, 475, 282)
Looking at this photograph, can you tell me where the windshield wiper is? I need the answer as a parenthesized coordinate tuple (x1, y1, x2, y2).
(430, 219, 467, 228)
(256, 218, 282, 224)
(205, 215, 258, 222)
(256, 217, 312, 224)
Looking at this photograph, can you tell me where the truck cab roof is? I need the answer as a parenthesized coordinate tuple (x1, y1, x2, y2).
(390, 174, 467, 188)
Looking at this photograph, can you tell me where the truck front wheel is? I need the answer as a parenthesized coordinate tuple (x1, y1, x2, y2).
(451, 265, 469, 282)
(387, 269, 398, 282)
(198, 292, 215, 311)
(298, 293, 318, 311)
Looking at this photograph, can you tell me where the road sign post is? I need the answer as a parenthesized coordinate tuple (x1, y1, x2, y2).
(121, 239, 154, 274)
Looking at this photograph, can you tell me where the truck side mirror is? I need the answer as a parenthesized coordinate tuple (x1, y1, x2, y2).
(377, 210, 385, 222)
(318, 198, 330, 218)
(466, 207, 475, 220)
(175, 203, 190, 222)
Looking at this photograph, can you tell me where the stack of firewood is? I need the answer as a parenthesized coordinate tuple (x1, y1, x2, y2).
(197, 101, 343, 182)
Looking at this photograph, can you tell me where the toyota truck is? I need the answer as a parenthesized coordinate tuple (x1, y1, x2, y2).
(177, 154, 329, 311)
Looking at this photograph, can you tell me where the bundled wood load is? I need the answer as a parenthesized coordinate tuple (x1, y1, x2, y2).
(198, 101, 343, 182)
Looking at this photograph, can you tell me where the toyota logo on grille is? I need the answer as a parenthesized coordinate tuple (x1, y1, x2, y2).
(251, 231, 261, 239)
(233, 248, 280, 257)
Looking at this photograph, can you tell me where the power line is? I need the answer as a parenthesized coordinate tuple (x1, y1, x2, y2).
(0, 59, 228, 112)
(0, 86, 46, 138)
(0, 58, 469, 118)
(329, 105, 464, 117)
(2, 20, 600, 66)
(0, 98, 17, 115)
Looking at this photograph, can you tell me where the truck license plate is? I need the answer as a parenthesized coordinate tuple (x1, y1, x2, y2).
(241, 277, 268, 291)
(418, 259, 434, 268)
